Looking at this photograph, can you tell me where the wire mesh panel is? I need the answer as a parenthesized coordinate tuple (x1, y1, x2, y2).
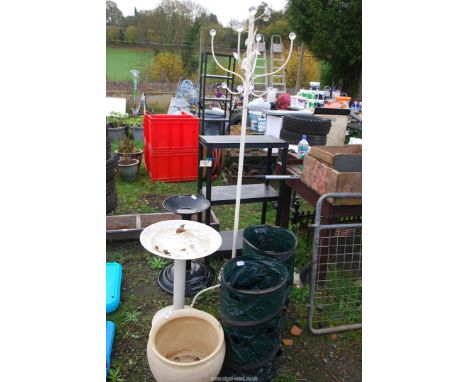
(308, 193, 362, 334)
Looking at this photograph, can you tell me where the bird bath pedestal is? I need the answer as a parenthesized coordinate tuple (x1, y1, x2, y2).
(158, 195, 216, 296)
(140, 219, 222, 312)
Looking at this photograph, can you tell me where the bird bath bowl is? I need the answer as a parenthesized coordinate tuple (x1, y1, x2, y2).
(158, 195, 216, 296)
(140, 219, 222, 309)
(162, 195, 211, 218)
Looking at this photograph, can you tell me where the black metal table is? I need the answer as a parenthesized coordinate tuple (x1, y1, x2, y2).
(197, 135, 289, 227)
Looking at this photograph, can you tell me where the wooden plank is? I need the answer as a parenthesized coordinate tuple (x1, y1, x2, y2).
(274, 161, 361, 222)
(286, 152, 304, 165)
(107, 211, 220, 241)
(107, 215, 137, 231)
(309, 145, 362, 172)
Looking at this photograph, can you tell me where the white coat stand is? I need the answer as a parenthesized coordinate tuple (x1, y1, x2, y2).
(209, 5, 296, 258)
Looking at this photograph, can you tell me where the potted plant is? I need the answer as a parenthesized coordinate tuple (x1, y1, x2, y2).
(118, 153, 140, 182)
(115, 137, 143, 173)
(106, 112, 128, 143)
(127, 115, 144, 143)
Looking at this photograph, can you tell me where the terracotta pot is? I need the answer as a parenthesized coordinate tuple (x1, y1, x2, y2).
(147, 307, 225, 382)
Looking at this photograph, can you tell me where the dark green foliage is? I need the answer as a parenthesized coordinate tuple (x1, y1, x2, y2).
(181, 18, 201, 75)
(255, 2, 292, 43)
(286, 0, 362, 97)
(290, 285, 309, 305)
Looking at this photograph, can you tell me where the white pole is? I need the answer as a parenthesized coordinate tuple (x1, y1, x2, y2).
(209, 7, 294, 259)
(231, 14, 255, 259)
(173, 259, 186, 309)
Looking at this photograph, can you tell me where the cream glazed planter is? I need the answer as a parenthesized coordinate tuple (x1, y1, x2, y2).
(147, 307, 225, 382)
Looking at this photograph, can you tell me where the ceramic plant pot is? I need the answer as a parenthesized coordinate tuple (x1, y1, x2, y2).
(107, 125, 127, 143)
(131, 125, 144, 143)
(115, 149, 143, 173)
(147, 307, 225, 382)
(117, 158, 139, 182)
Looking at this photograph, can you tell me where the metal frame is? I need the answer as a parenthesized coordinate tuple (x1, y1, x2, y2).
(253, 34, 268, 91)
(198, 52, 236, 135)
(307, 192, 362, 334)
(270, 35, 286, 93)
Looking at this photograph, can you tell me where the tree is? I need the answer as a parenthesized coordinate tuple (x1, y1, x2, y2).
(286, 0, 362, 97)
(151, 52, 184, 82)
(106, 1, 123, 25)
(124, 26, 138, 42)
(262, 18, 290, 44)
(181, 18, 201, 75)
(285, 48, 321, 88)
(130, 0, 207, 46)
(106, 26, 120, 42)
(146, 28, 156, 42)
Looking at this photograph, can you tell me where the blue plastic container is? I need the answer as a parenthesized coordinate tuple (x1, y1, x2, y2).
(106, 321, 115, 376)
(248, 111, 260, 132)
(106, 262, 122, 313)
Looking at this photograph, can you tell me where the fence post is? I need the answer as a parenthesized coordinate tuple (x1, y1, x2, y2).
(198, 27, 204, 78)
(145, 57, 149, 92)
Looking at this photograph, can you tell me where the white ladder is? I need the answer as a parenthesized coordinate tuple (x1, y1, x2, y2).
(270, 35, 287, 93)
(253, 34, 268, 92)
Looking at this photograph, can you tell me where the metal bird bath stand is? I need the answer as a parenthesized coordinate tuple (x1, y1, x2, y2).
(140, 219, 222, 312)
(158, 195, 216, 296)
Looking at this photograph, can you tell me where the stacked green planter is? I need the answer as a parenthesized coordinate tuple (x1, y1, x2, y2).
(220, 256, 288, 381)
(243, 225, 298, 299)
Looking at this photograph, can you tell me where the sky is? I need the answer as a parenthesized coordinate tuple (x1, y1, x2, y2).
(114, 0, 288, 26)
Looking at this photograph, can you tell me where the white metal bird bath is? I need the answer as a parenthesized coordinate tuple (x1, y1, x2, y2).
(140, 220, 222, 310)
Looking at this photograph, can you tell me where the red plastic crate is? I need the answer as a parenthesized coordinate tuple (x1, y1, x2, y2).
(146, 145, 198, 182)
(144, 113, 199, 150)
(143, 145, 150, 173)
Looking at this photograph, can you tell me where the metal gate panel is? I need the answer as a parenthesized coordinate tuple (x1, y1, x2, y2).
(307, 193, 362, 334)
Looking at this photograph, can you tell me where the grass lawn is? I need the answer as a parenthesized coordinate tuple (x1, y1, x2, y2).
(106, 154, 362, 382)
(107, 47, 155, 81)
